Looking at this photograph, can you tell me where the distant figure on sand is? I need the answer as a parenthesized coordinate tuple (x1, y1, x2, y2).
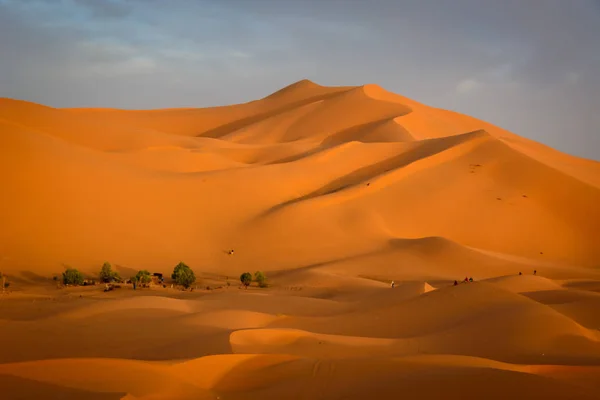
(519, 272, 522, 276)
(227, 249, 235, 255)
(469, 277, 473, 282)
(391, 281, 395, 288)
(533, 270, 537, 275)
(454, 280, 458, 286)
(464, 277, 469, 283)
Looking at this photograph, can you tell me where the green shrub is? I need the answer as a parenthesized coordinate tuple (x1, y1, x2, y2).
(254, 271, 267, 288)
(171, 262, 196, 288)
(135, 270, 152, 285)
(63, 268, 84, 285)
(99, 262, 120, 283)
(240, 272, 252, 287)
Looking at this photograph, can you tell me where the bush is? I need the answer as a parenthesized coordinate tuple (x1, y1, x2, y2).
(63, 268, 84, 285)
(99, 262, 120, 283)
(254, 271, 267, 288)
(135, 270, 152, 285)
(240, 272, 252, 287)
(171, 262, 196, 288)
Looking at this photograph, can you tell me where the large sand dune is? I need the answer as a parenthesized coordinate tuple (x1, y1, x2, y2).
(1, 80, 599, 398)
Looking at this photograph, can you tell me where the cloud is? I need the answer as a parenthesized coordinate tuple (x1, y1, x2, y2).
(83, 56, 157, 78)
(228, 51, 252, 59)
(73, 0, 132, 19)
(76, 40, 140, 61)
(158, 48, 205, 61)
(456, 79, 481, 95)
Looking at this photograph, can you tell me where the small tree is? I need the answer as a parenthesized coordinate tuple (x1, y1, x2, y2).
(63, 268, 84, 286)
(99, 262, 120, 283)
(171, 262, 195, 288)
(254, 271, 267, 288)
(240, 272, 252, 288)
(135, 270, 152, 286)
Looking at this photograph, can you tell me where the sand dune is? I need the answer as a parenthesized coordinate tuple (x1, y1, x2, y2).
(179, 309, 279, 330)
(2, 79, 599, 398)
(484, 274, 564, 293)
(2, 80, 599, 272)
(230, 328, 399, 358)
(266, 283, 600, 361)
(2, 280, 600, 397)
(57, 296, 202, 319)
(2, 354, 600, 399)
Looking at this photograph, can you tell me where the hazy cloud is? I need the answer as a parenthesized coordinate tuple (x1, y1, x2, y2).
(0, 0, 598, 159)
(456, 79, 481, 95)
(73, 0, 132, 19)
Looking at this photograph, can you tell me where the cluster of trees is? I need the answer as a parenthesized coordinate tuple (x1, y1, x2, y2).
(60, 263, 268, 290)
(240, 271, 267, 288)
(60, 261, 196, 289)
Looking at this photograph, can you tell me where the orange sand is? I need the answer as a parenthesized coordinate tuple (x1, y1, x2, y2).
(1, 80, 599, 399)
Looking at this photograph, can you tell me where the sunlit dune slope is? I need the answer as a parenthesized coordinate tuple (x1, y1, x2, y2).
(1, 79, 599, 276)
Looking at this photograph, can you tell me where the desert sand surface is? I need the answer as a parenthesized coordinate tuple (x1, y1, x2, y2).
(1, 79, 600, 399)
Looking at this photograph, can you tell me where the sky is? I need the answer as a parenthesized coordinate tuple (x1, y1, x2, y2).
(1, 0, 599, 160)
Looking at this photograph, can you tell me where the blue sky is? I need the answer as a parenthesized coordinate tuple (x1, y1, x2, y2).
(1, 0, 599, 160)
